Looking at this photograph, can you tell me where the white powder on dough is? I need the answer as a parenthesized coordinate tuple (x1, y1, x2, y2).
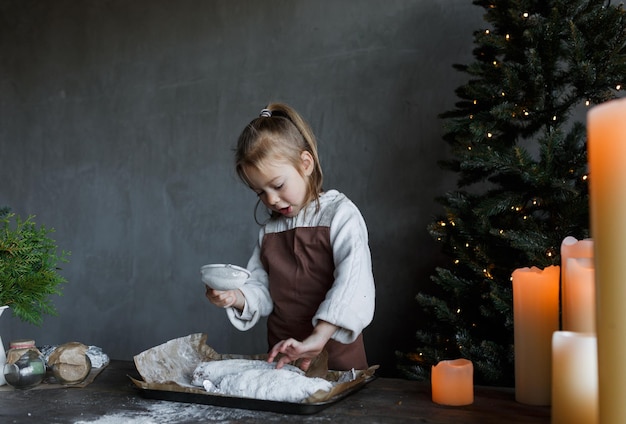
(192, 359, 334, 402)
(192, 359, 304, 385)
(211, 368, 333, 402)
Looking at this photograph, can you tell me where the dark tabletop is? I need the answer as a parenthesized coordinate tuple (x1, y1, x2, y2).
(0, 360, 550, 423)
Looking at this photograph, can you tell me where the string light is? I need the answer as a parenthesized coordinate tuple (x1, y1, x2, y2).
(617, 84, 622, 90)
(505, 34, 510, 40)
(522, 12, 529, 18)
(586, 100, 591, 106)
(407, 352, 424, 362)
(485, 29, 490, 35)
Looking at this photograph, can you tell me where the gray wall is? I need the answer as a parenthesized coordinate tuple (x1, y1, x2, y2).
(0, 0, 483, 376)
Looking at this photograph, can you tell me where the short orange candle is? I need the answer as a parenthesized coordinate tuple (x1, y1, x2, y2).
(431, 358, 474, 406)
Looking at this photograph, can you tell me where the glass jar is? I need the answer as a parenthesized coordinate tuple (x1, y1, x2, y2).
(3, 339, 46, 389)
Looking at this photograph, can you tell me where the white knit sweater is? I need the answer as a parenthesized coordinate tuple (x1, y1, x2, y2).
(226, 190, 376, 344)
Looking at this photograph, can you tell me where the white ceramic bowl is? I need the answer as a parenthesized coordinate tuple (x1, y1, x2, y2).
(200, 264, 250, 291)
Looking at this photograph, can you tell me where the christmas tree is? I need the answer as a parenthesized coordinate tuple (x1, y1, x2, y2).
(399, 0, 626, 386)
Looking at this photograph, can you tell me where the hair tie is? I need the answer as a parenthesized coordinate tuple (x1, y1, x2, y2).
(259, 109, 272, 118)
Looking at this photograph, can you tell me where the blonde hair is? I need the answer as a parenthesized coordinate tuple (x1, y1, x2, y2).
(235, 103, 323, 218)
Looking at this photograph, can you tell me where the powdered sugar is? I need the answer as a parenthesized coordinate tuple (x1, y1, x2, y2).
(192, 359, 334, 402)
(192, 358, 305, 385)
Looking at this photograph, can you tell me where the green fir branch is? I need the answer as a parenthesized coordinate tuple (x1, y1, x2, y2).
(0, 212, 70, 325)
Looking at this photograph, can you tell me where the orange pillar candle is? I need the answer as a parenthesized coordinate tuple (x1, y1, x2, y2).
(512, 265, 560, 405)
(560, 237, 594, 332)
(431, 358, 474, 406)
(563, 257, 596, 333)
(587, 97, 626, 423)
(551, 331, 598, 424)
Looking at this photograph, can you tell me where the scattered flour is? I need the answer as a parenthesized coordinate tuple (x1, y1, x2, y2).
(73, 399, 268, 424)
(75, 416, 155, 424)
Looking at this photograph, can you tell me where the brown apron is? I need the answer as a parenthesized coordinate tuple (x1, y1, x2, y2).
(260, 226, 368, 370)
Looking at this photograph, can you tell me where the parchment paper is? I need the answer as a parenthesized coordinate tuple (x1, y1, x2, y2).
(131, 333, 377, 404)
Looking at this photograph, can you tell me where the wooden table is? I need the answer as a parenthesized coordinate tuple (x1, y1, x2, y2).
(0, 360, 550, 423)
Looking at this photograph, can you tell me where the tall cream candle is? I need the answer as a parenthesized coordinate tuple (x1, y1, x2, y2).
(512, 265, 560, 405)
(587, 97, 626, 423)
(560, 237, 594, 331)
(551, 331, 598, 424)
(563, 257, 596, 333)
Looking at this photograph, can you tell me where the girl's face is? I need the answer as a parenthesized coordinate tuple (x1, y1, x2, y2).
(245, 152, 314, 218)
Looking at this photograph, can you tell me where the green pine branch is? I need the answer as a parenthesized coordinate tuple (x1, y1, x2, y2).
(0, 212, 70, 325)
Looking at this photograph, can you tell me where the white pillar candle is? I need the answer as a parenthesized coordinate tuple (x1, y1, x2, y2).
(431, 358, 474, 406)
(560, 237, 594, 331)
(563, 257, 596, 333)
(587, 97, 626, 423)
(551, 331, 598, 424)
(512, 265, 560, 405)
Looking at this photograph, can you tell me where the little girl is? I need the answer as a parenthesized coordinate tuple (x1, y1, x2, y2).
(206, 103, 375, 371)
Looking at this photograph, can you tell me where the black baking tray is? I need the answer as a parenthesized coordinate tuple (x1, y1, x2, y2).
(131, 375, 375, 415)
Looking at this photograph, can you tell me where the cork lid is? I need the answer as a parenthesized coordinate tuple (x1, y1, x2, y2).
(9, 339, 36, 349)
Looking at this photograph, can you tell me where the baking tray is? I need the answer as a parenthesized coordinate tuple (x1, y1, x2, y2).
(130, 374, 376, 415)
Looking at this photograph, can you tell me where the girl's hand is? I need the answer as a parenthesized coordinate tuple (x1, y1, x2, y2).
(205, 287, 244, 310)
(267, 338, 321, 371)
(267, 321, 338, 371)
